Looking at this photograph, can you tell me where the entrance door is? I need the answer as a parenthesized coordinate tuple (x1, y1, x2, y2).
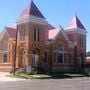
(32, 49, 40, 73)
(32, 50, 39, 66)
(19, 49, 25, 68)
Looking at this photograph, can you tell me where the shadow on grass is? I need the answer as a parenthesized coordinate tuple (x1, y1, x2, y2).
(49, 73, 72, 79)
(7, 72, 89, 80)
(49, 73, 87, 79)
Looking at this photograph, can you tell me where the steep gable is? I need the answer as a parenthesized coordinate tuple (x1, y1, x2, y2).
(49, 28, 71, 41)
(5, 27, 16, 38)
(48, 28, 73, 48)
(0, 28, 10, 41)
(46, 22, 55, 30)
(20, 0, 45, 18)
(49, 28, 60, 40)
(66, 15, 86, 30)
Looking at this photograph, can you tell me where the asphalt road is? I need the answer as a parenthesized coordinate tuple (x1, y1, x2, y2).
(0, 77, 90, 90)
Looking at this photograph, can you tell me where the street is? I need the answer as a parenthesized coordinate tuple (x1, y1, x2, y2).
(0, 77, 90, 90)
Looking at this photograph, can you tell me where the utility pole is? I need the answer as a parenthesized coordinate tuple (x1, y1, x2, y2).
(13, 26, 18, 75)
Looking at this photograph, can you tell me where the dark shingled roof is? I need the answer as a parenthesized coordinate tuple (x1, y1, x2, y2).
(20, 0, 45, 18)
(67, 15, 86, 29)
(75, 16, 86, 29)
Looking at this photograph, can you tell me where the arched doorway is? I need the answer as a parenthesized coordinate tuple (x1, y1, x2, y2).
(55, 44, 64, 63)
(32, 49, 40, 65)
(31, 48, 41, 74)
(18, 49, 25, 68)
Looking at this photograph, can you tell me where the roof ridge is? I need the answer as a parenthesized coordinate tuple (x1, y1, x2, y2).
(29, 0, 33, 15)
(5, 26, 16, 30)
(75, 16, 86, 29)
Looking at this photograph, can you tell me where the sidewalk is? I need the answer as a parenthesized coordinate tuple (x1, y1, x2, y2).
(0, 72, 26, 82)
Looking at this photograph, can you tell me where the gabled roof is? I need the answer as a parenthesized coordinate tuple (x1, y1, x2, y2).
(49, 28, 60, 39)
(48, 28, 73, 48)
(67, 15, 86, 30)
(48, 27, 71, 41)
(46, 22, 55, 30)
(5, 27, 16, 38)
(20, 0, 45, 18)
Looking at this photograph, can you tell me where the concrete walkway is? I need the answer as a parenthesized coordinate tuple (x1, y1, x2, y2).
(0, 72, 26, 82)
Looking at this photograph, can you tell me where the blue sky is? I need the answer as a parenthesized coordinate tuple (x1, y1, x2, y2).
(0, 0, 90, 52)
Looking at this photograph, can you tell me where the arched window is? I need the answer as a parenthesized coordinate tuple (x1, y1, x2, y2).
(2, 40, 8, 63)
(34, 29, 36, 41)
(2, 40, 8, 51)
(19, 49, 26, 67)
(57, 44, 64, 52)
(37, 29, 40, 42)
(19, 29, 25, 41)
(3, 53, 8, 63)
(55, 44, 64, 63)
(34, 28, 40, 42)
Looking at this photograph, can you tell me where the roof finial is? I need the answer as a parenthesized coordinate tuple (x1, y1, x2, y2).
(60, 25, 62, 28)
(59, 25, 63, 29)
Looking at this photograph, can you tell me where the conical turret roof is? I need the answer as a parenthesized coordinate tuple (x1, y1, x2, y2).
(20, 0, 45, 18)
(67, 15, 86, 29)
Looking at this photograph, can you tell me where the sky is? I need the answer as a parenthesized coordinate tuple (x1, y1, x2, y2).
(0, 0, 90, 52)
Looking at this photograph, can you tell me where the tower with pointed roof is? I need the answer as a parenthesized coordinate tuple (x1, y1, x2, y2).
(65, 15, 87, 67)
(0, 0, 88, 73)
(16, 0, 47, 68)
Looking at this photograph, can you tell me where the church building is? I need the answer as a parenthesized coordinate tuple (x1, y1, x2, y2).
(0, 0, 87, 73)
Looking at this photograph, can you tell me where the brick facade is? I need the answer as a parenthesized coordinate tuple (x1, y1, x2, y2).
(0, 0, 87, 73)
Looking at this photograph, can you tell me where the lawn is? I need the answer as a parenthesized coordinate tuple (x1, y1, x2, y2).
(16, 73, 52, 79)
(7, 72, 88, 79)
(64, 73, 85, 77)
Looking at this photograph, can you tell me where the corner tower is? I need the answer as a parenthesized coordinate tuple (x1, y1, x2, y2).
(16, 0, 46, 69)
(65, 15, 87, 67)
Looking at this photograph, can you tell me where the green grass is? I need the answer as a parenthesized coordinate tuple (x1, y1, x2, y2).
(17, 73, 52, 79)
(64, 73, 85, 77)
(24, 73, 86, 79)
(6, 72, 88, 79)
